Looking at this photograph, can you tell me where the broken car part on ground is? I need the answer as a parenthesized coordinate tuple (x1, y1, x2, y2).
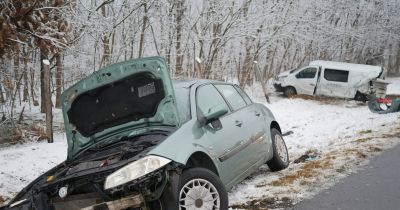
(368, 97, 400, 114)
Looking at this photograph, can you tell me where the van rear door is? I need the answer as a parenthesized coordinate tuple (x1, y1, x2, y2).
(292, 66, 319, 95)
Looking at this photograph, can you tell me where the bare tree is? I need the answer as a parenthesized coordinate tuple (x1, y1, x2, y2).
(42, 60, 53, 143)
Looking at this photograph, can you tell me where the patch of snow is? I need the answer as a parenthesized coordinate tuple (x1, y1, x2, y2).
(195, 57, 202, 63)
(228, 77, 400, 208)
(386, 77, 400, 95)
(0, 133, 67, 200)
(42, 59, 50, 65)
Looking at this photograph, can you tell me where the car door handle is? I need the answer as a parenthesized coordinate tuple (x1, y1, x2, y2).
(235, 120, 243, 127)
(309, 84, 315, 86)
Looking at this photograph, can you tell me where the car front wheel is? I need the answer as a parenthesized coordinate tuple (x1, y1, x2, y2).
(284, 87, 296, 97)
(267, 128, 289, 171)
(178, 168, 228, 210)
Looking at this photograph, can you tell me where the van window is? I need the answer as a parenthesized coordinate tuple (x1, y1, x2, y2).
(324, 69, 349, 83)
(295, 67, 317, 79)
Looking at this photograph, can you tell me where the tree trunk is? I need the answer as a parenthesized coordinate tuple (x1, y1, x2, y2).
(394, 41, 400, 75)
(0, 80, 4, 103)
(43, 60, 53, 143)
(30, 67, 38, 106)
(101, 6, 111, 66)
(138, 3, 148, 58)
(174, 0, 185, 77)
(40, 52, 47, 113)
(23, 50, 29, 102)
(14, 54, 21, 106)
(55, 53, 63, 108)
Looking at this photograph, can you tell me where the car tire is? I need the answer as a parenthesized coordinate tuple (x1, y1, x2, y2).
(354, 91, 368, 102)
(284, 87, 296, 97)
(162, 168, 228, 210)
(267, 128, 289, 171)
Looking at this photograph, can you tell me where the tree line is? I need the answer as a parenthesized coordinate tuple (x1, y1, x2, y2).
(1, 0, 400, 142)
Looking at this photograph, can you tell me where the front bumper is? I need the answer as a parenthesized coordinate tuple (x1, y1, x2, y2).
(2, 164, 175, 210)
(2, 194, 145, 210)
(81, 194, 145, 210)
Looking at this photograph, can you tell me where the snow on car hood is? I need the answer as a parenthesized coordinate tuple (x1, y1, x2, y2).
(61, 57, 180, 160)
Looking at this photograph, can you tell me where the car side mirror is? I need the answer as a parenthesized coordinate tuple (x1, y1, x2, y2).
(204, 105, 228, 123)
(198, 105, 228, 128)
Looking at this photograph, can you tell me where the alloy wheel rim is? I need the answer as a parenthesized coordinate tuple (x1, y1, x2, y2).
(179, 178, 220, 210)
(275, 134, 288, 163)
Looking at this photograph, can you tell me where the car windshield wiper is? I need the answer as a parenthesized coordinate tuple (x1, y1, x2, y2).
(92, 129, 170, 150)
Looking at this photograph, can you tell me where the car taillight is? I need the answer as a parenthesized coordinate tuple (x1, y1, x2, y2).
(376, 98, 392, 104)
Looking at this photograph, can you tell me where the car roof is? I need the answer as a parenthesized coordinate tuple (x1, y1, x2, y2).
(172, 78, 230, 88)
(309, 60, 383, 74)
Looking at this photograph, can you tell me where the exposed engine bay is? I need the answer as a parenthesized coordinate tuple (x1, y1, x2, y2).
(7, 133, 178, 210)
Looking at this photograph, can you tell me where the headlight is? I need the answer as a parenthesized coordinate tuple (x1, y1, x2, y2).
(104, 155, 171, 190)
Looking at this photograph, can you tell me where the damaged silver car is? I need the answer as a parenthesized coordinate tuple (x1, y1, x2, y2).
(1, 57, 289, 210)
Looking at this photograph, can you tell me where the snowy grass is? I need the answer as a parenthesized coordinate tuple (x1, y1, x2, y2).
(0, 78, 399, 208)
(386, 77, 400, 95)
(228, 78, 400, 209)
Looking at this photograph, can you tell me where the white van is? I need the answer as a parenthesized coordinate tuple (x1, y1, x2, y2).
(273, 60, 387, 101)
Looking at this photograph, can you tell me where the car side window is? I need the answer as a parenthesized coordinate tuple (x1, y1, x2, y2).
(215, 85, 247, 111)
(196, 85, 230, 116)
(234, 85, 252, 105)
(324, 69, 349, 83)
(295, 67, 317, 79)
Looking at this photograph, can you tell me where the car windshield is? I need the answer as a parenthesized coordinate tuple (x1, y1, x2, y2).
(174, 86, 191, 124)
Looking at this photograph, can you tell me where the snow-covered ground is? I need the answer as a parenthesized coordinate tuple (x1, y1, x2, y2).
(0, 78, 400, 209)
(386, 77, 400, 95)
(228, 78, 400, 209)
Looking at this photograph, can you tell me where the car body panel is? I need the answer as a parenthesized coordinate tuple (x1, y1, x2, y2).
(291, 66, 320, 95)
(60, 57, 180, 160)
(149, 81, 277, 189)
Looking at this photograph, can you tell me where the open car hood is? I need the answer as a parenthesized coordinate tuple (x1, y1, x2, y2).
(61, 57, 179, 160)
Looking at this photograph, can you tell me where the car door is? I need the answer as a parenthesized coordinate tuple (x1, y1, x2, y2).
(195, 84, 256, 185)
(214, 84, 267, 182)
(318, 68, 350, 97)
(293, 66, 319, 95)
(233, 84, 270, 162)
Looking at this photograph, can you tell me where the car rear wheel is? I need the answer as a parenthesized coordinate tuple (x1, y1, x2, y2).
(354, 91, 368, 102)
(284, 87, 296, 97)
(267, 128, 289, 171)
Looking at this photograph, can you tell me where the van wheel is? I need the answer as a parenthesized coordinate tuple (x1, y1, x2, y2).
(284, 87, 296, 97)
(355, 91, 368, 102)
(267, 128, 289, 171)
(161, 168, 228, 210)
